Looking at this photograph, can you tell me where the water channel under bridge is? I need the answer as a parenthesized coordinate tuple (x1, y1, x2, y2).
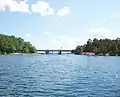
(37, 50, 73, 54)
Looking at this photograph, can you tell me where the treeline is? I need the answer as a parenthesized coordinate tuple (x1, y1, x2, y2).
(75, 38, 120, 56)
(0, 34, 36, 54)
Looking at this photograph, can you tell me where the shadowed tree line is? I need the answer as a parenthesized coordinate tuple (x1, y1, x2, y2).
(75, 38, 120, 56)
(0, 34, 36, 54)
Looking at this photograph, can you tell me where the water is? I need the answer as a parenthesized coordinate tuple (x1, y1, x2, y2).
(0, 54, 120, 97)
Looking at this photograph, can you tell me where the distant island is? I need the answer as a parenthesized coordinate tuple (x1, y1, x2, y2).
(74, 38, 120, 56)
(0, 34, 36, 54)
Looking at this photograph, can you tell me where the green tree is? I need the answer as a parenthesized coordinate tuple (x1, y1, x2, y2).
(75, 38, 120, 56)
(0, 34, 36, 54)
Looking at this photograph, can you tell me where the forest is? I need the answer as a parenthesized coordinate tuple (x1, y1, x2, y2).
(0, 34, 36, 54)
(75, 38, 120, 56)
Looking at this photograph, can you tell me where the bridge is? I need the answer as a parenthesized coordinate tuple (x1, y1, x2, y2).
(37, 49, 73, 54)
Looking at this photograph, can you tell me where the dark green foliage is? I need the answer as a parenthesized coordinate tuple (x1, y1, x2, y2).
(71, 50, 75, 53)
(74, 46, 83, 54)
(75, 38, 120, 56)
(0, 34, 36, 54)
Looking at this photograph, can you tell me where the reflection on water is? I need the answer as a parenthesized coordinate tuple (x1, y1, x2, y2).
(0, 54, 120, 96)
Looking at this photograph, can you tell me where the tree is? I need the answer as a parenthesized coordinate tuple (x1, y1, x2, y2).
(75, 38, 120, 56)
(0, 34, 36, 54)
(75, 45, 83, 54)
(23, 47, 29, 53)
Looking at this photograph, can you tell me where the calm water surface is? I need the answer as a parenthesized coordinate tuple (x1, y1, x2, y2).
(0, 54, 120, 97)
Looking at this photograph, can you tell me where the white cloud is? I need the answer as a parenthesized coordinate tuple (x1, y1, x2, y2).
(31, 1, 54, 16)
(17, 1, 29, 12)
(0, 0, 9, 11)
(0, 0, 29, 12)
(56, 7, 70, 17)
(0, 0, 70, 17)
(88, 28, 115, 39)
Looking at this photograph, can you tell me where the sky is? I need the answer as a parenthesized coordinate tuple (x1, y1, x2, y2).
(0, 0, 120, 50)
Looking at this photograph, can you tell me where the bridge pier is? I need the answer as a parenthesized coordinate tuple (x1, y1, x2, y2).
(58, 51, 61, 55)
(45, 50, 49, 54)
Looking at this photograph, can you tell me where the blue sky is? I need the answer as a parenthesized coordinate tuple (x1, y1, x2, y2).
(0, 0, 120, 49)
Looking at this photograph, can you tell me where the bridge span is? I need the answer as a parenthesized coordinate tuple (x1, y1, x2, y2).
(37, 49, 73, 54)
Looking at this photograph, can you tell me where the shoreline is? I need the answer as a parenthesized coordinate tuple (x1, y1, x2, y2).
(0, 53, 41, 55)
(0, 53, 120, 57)
(74, 54, 119, 56)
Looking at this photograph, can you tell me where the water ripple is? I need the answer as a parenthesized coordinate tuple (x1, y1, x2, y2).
(0, 55, 120, 96)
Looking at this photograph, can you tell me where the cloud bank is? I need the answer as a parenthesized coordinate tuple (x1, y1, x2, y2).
(31, 1, 54, 16)
(56, 7, 70, 17)
(0, 0, 70, 17)
(0, 0, 29, 12)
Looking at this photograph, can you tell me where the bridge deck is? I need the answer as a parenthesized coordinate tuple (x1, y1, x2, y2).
(37, 50, 72, 52)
